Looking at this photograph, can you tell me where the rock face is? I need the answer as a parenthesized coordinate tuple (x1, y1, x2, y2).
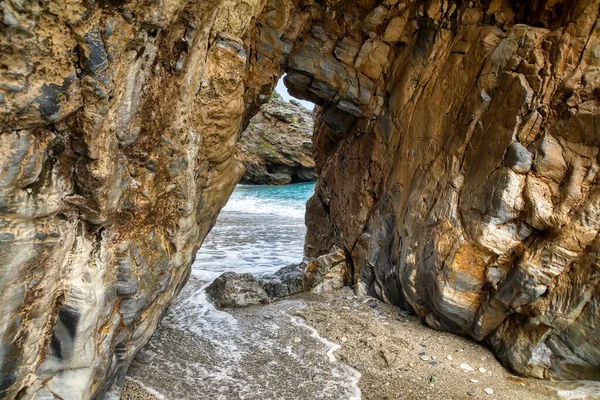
(303, 247, 349, 294)
(206, 272, 269, 308)
(301, 0, 600, 382)
(0, 0, 320, 398)
(1, 0, 599, 398)
(239, 96, 316, 185)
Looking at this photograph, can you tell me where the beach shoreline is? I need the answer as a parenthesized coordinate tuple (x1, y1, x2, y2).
(123, 288, 597, 400)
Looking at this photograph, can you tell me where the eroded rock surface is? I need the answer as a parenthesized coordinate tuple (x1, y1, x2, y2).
(206, 272, 269, 308)
(1, 0, 600, 398)
(0, 0, 320, 398)
(303, 247, 349, 294)
(302, 0, 600, 382)
(239, 96, 316, 185)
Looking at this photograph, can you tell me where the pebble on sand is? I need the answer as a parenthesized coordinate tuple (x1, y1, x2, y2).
(460, 363, 474, 372)
(484, 387, 494, 395)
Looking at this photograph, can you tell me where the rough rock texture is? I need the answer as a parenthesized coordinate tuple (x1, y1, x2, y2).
(0, 0, 322, 398)
(303, 247, 349, 293)
(259, 263, 306, 298)
(302, 0, 600, 382)
(205, 272, 269, 308)
(2, 0, 600, 398)
(239, 96, 316, 185)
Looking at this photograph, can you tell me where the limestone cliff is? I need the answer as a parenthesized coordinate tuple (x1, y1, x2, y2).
(239, 96, 316, 185)
(299, 0, 600, 382)
(0, 0, 317, 398)
(0, 0, 599, 398)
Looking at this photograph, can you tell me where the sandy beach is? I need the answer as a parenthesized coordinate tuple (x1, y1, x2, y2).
(123, 287, 598, 400)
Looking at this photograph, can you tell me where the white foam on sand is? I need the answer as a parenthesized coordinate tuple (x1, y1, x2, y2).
(554, 381, 600, 399)
(289, 315, 362, 400)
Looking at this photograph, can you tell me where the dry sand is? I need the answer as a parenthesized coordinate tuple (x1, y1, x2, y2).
(122, 288, 598, 400)
(295, 288, 595, 400)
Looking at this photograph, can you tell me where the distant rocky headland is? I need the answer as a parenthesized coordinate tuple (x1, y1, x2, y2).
(238, 95, 316, 185)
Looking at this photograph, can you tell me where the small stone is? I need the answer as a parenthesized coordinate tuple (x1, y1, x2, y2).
(460, 363, 474, 372)
(467, 391, 476, 397)
(470, 379, 479, 383)
(408, 362, 415, 368)
(341, 336, 348, 343)
(484, 388, 494, 395)
(429, 361, 438, 367)
(420, 355, 431, 361)
(430, 376, 437, 383)
(399, 310, 411, 317)
(481, 356, 487, 361)
(446, 355, 454, 361)
(478, 367, 487, 373)
(2, 9, 19, 28)
(368, 302, 378, 308)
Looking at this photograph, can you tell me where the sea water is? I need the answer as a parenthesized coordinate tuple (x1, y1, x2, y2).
(126, 183, 362, 400)
(192, 183, 312, 281)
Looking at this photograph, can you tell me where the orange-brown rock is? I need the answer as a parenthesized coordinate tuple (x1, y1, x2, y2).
(1, 0, 599, 398)
(0, 0, 318, 397)
(238, 96, 316, 185)
(302, 0, 600, 382)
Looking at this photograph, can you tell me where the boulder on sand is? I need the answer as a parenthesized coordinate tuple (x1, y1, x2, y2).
(259, 263, 306, 299)
(206, 272, 269, 309)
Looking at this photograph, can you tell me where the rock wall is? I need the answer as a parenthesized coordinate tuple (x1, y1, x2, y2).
(1, 0, 599, 398)
(0, 0, 318, 398)
(239, 96, 316, 185)
(301, 0, 600, 382)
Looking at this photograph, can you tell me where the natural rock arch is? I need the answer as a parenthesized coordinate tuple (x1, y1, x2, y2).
(0, 0, 598, 398)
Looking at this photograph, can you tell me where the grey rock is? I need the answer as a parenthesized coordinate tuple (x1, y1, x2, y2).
(2, 9, 18, 28)
(259, 262, 305, 299)
(504, 142, 533, 173)
(206, 272, 269, 309)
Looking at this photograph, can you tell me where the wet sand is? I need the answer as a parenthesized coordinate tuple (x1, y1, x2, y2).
(123, 288, 599, 400)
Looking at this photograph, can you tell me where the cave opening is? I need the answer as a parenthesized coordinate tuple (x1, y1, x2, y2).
(193, 73, 318, 282)
(124, 75, 353, 398)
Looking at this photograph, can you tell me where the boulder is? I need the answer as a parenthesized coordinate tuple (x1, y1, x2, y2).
(303, 247, 348, 293)
(206, 273, 269, 309)
(259, 263, 306, 298)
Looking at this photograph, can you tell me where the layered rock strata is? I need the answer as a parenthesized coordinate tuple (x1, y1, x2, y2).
(239, 96, 316, 185)
(0, 0, 319, 398)
(1, 0, 599, 398)
(301, 0, 600, 382)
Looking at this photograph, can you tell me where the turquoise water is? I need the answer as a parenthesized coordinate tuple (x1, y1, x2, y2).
(192, 183, 315, 280)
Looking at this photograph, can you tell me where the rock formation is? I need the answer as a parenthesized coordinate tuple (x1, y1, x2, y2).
(239, 95, 316, 185)
(300, 0, 600, 382)
(205, 272, 269, 308)
(0, 0, 317, 398)
(1, 0, 599, 398)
